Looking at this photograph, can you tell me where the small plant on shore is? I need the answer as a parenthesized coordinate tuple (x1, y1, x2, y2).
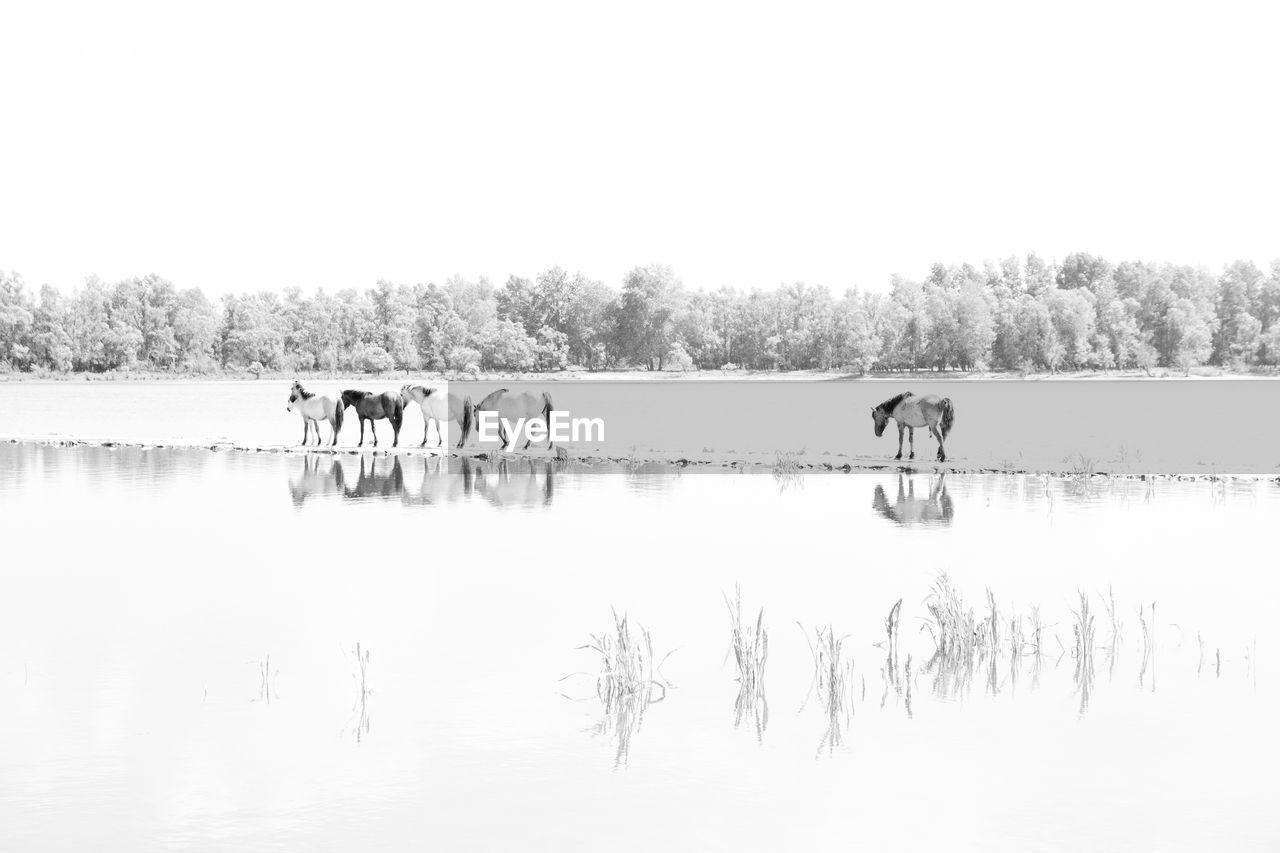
(883, 598, 903, 685)
(1138, 602, 1156, 690)
(724, 586, 768, 737)
(574, 610, 674, 768)
(797, 623, 854, 756)
(347, 643, 372, 742)
(251, 653, 277, 704)
(1067, 453, 1096, 479)
(771, 450, 805, 491)
(1071, 591, 1096, 714)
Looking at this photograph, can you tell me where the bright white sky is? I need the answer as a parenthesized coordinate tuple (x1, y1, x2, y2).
(2, 1, 1278, 297)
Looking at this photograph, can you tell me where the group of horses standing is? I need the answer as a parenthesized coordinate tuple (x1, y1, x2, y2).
(285, 381, 554, 450)
(286, 381, 957, 462)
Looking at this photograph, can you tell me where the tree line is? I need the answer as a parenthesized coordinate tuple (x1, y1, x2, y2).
(3, 253, 1280, 375)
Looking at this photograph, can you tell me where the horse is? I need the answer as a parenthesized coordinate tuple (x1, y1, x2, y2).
(340, 389, 405, 448)
(286, 381, 344, 446)
(872, 473, 954, 527)
(468, 388, 555, 450)
(399, 384, 473, 448)
(871, 391, 955, 462)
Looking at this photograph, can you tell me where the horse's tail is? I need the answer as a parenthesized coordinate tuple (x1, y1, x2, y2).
(940, 398, 955, 438)
(460, 395, 473, 444)
(332, 396, 344, 434)
(542, 392, 554, 448)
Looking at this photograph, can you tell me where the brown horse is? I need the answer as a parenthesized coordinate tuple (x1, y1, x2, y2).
(871, 391, 955, 462)
(340, 389, 405, 448)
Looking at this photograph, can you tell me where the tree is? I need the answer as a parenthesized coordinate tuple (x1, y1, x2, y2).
(172, 288, 219, 370)
(613, 265, 682, 369)
(1213, 260, 1265, 365)
(1056, 252, 1113, 293)
(474, 319, 536, 371)
(1166, 297, 1214, 374)
(66, 277, 113, 371)
(0, 270, 34, 369)
(832, 290, 881, 374)
(30, 285, 74, 371)
(371, 280, 419, 370)
(950, 280, 996, 370)
(1045, 287, 1096, 369)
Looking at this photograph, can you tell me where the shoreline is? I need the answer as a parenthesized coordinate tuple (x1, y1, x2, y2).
(7, 436, 1277, 484)
(4, 368, 1280, 384)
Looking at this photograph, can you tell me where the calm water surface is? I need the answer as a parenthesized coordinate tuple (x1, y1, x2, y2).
(1, 444, 1276, 851)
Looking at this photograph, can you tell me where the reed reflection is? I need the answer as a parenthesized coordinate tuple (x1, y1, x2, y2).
(872, 473, 954, 527)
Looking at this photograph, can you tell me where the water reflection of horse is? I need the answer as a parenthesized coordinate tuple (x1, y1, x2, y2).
(474, 457, 556, 508)
(288, 454, 347, 506)
(399, 455, 478, 506)
(872, 473, 954, 527)
(342, 455, 405, 500)
(286, 454, 557, 508)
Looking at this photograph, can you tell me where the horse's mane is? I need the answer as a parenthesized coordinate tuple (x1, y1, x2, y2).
(293, 383, 315, 399)
(875, 391, 914, 413)
(477, 388, 508, 407)
(342, 389, 368, 401)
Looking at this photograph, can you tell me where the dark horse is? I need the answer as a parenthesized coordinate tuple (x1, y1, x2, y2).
(871, 391, 955, 462)
(340, 389, 405, 448)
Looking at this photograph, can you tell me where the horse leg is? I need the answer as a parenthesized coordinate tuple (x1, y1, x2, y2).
(330, 417, 339, 446)
(931, 424, 946, 462)
(370, 419, 378, 447)
(422, 417, 430, 448)
(895, 423, 904, 460)
(358, 417, 365, 447)
(300, 419, 309, 446)
(909, 427, 915, 460)
(392, 415, 401, 448)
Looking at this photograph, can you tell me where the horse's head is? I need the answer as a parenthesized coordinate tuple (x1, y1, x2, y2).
(288, 380, 309, 411)
(871, 406, 889, 437)
(399, 384, 414, 404)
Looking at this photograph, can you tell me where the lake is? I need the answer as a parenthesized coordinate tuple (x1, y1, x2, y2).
(0, 441, 1276, 852)
(2, 377, 1279, 474)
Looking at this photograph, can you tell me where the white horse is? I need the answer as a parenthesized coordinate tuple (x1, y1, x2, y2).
(469, 388, 555, 450)
(287, 381, 344, 446)
(400, 384, 472, 448)
(871, 391, 955, 462)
